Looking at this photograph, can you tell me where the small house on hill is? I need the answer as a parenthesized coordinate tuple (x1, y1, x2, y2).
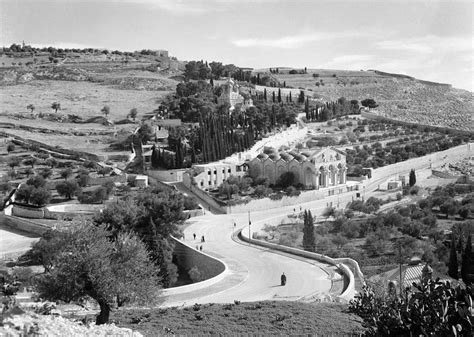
(369, 257, 460, 295)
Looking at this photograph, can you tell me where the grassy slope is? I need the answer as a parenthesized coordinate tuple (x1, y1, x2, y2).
(257, 68, 473, 131)
(112, 301, 365, 335)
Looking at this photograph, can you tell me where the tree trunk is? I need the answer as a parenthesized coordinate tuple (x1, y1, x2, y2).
(96, 298, 111, 325)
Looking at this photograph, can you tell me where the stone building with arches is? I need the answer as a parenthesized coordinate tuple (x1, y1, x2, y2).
(248, 147, 347, 190)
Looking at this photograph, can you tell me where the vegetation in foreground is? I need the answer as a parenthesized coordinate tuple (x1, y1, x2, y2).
(112, 301, 365, 335)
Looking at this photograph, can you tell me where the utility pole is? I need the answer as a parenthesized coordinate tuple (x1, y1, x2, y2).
(248, 211, 251, 246)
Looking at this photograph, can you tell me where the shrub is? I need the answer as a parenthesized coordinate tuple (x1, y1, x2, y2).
(188, 266, 204, 283)
(78, 186, 108, 204)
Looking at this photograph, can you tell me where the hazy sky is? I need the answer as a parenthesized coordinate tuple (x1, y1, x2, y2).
(1, 0, 472, 90)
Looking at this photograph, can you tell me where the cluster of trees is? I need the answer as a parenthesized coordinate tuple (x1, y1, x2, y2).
(15, 175, 51, 206)
(448, 230, 473, 285)
(214, 172, 303, 202)
(1, 44, 161, 58)
(349, 279, 473, 335)
(152, 82, 297, 169)
(183, 60, 248, 81)
(304, 97, 360, 122)
(346, 133, 469, 176)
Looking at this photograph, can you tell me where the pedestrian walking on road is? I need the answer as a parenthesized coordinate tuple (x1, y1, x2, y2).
(193, 233, 196, 240)
(281, 272, 287, 286)
(199, 245, 203, 251)
(201, 235, 205, 243)
(196, 245, 199, 250)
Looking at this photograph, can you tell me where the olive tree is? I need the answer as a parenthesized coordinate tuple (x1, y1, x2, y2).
(33, 222, 161, 325)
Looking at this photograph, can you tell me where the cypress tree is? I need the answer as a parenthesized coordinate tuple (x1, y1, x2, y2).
(210, 78, 214, 87)
(263, 88, 267, 101)
(461, 234, 472, 285)
(257, 73, 260, 85)
(151, 145, 159, 168)
(302, 210, 315, 252)
(272, 91, 275, 103)
(289, 91, 292, 102)
(277, 88, 282, 103)
(448, 237, 459, 279)
(299, 90, 305, 103)
(409, 169, 416, 187)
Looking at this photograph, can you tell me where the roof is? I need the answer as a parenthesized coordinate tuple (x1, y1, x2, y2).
(370, 263, 459, 289)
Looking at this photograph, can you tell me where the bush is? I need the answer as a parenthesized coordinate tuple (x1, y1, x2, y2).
(30, 188, 52, 206)
(188, 266, 204, 283)
(409, 186, 420, 195)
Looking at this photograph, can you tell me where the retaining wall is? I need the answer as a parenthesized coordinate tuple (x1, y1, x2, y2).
(165, 237, 228, 296)
(0, 214, 50, 236)
(238, 230, 357, 302)
(226, 186, 352, 213)
(367, 143, 472, 188)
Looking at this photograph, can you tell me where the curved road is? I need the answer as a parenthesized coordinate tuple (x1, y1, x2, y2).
(162, 212, 334, 307)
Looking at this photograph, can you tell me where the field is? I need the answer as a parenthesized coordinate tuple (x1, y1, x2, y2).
(0, 52, 181, 162)
(112, 301, 365, 335)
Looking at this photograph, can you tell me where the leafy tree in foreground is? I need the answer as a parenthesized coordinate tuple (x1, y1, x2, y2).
(94, 186, 185, 287)
(353, 280, 473, 336)
(33, 222, 160, 325)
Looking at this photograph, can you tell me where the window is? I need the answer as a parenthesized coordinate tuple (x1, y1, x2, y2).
(208, 171, 211, 175)
(200, 181, 204, 187)
(228, 169, 231, 173)
(214, 170, 217, 175)
(237, 166, 242, 172)
(222, 169, 225, 174)
(208, 181, 212, 185)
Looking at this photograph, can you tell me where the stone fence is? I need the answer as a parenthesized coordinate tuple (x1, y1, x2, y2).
(238, 229, 358, 302)
(163, 236, 228, 297)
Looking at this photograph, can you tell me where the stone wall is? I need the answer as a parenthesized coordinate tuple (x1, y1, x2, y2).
(238, 230, 356, 302)
(172, 237, 226, 282)
(147, 169, 185, 183)
(227, 185, 354, 214)
(367, 143, 472, 190)
(0, 214, 50, 236)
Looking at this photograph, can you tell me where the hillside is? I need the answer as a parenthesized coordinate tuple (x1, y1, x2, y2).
(255, 68, 473, 131)
(0, 49, 183, 162)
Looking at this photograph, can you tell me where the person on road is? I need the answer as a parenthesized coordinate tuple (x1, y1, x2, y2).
(281, 272, 287, 286)
(201, 235, 205, 243)
(193, 233, 196, 240)
(199, 245, 203, 251)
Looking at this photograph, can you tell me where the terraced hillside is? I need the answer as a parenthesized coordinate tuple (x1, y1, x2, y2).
(0, 50, 182, 161)
(257, 68, 473, 131)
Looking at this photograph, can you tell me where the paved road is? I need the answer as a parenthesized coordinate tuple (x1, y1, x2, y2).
(162, 212, 333, 307)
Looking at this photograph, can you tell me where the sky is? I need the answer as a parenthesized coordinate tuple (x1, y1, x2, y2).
(0, 0, 472, 91)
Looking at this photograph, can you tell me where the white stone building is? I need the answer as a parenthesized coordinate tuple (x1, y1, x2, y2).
(184, 162, 248, 191)
(248, 147, 347, 189)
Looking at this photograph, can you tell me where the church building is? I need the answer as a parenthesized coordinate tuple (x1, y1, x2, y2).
(248, 147, 347, 190)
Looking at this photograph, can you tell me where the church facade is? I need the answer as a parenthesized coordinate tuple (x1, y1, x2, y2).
(248, 147, 347, 190)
